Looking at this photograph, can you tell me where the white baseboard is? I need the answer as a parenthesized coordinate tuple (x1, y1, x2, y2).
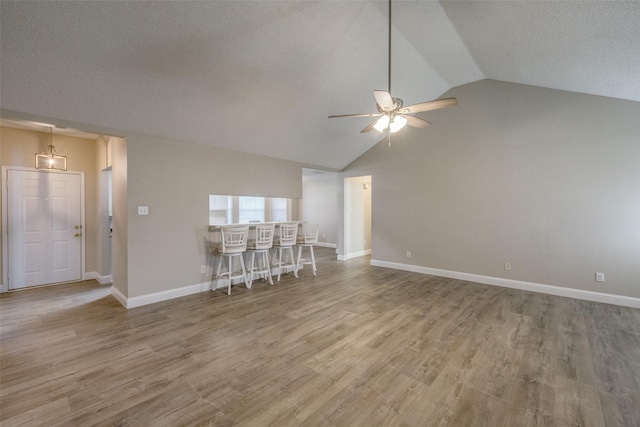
(112, 281, 212, 309)
(315, 242, 337, 249)
(110, 265, 298, 309)
(370, 259, 640, 309)
(85, 271, 112, 285)
(338, 249, 371, 261)
(110, 286, 128, 308)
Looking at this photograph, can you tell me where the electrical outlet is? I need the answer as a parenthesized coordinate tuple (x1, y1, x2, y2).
(595, 272, 605, 282)
(504, 263, 511, 271)
(201, 265, 206, 274)
(406, 251, 411, 258)
(137, 205, 149, 215)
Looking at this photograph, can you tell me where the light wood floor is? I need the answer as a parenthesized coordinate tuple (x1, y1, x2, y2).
(1, 248, 639, 426)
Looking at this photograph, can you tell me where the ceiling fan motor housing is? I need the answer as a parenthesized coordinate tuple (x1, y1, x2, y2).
(377, 97, 403, 113)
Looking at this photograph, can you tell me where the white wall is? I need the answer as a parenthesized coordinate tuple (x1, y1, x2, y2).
(301, 171, 338, 246)
(343, 80, 640, 301)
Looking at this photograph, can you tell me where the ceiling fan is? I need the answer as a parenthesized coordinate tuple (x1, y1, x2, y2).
(329, 0, 457, 136)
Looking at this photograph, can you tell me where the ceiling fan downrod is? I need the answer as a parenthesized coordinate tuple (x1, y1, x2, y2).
(388, 0, 392, 95)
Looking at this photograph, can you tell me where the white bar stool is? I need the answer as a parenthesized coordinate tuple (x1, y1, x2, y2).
(272, 222, 299, 281)
(297, 223, 319, 276)
(215, 225, 249, 295)
(247, 223, 275, 287)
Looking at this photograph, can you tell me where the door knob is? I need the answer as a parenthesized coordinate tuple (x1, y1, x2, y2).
(74, 233, 82, 237)
(74, 225, 82, 229)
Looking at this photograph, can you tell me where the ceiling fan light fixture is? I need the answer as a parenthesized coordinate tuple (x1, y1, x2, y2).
(373, 115, 390, 132)
(389, 115, 407, 133)
(328, 0, 457, 137)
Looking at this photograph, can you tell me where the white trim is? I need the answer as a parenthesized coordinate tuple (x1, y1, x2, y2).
(339, 249, 371, 261)
(85, 271, 112, 285)
(315, 242, 337, 249)
(370, 259, 640, 309)
(2, 167, 11, 293)
(79, 171, 86, 283)
(110, 265, 299, 309)
(110, 286, 128, 308)
(111, 281, 212, 309)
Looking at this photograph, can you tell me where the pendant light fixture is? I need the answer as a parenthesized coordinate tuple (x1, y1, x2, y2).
(35, 127, 67, 171)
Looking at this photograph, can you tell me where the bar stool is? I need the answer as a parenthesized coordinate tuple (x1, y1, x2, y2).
(215, 225, 249, 295)
(297, 223, 320, 276)
(272, 222, 299, 281)
(247, 223, 275, 287)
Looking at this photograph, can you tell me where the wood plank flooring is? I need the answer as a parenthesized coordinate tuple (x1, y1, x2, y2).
(1, 248, 639, 426)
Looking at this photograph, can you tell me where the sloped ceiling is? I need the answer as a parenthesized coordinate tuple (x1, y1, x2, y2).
(1, 1, 639, 170)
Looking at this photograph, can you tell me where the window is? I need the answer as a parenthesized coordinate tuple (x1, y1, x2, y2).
(209, 195, 294, 225)
(209, 195, 233, 225)
(238, 196, 265, 223)
(271, 198, 287, 222)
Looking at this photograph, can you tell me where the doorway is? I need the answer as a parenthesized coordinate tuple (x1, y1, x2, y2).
(2, 167, 85, 290)
(98, 167, 113, 281)
(343, 175, 372, 260)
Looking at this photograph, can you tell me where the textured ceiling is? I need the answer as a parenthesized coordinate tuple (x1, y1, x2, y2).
(1, 1, 638, 170)
(441, 1, 640, 102)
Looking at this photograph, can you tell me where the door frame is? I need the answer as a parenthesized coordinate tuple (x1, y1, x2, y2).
(2, 166, 86, 293)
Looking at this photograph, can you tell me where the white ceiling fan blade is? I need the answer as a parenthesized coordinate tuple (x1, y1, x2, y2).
(360, 119, 379, 133)
(400, 98, 458, 114)
(328, 113, 382, 119)
(374, 90, 395, 110)
(403, 115, 431, 128)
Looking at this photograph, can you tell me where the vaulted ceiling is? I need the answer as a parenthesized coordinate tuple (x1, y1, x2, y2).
(2, 1, 639, 170)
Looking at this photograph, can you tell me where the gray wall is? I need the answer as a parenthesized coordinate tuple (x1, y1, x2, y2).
(0, 112, 304, 302)
(344, 80, 640, 299)
(125, 133, 303, 298)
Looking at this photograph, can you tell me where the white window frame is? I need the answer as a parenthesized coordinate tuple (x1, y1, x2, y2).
(209, 195, 292, 225)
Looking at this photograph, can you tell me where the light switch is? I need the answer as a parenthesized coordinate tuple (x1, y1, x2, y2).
(138, 205, 149, 216)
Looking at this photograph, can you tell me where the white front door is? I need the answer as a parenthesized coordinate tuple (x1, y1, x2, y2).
(7, 170, 83, 289)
